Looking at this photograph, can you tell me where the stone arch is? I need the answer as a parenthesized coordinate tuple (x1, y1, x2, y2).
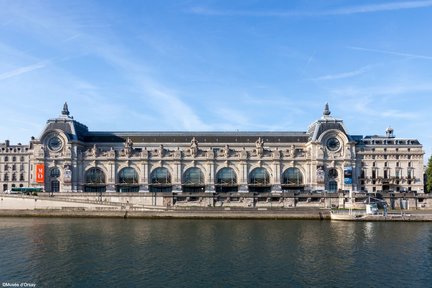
(248, 167, 271, 193)
(116, 167, 139, 192)
(47, 166, 61, 193)
(182, 167, 205, 193)
(84, 167, 106, 192)
(149, 167, 172, 192)
(215, 167, 238, 193)
(281, 167, 304, 192)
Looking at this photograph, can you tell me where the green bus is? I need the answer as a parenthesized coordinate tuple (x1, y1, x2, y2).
(10, 187, 43, 195)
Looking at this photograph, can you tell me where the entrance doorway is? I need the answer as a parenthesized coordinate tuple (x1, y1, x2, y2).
(328, 180, 338, 192)
(51, 180, 60, 192)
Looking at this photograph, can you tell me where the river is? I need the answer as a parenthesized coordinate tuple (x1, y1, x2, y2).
(0, 218, 431, 287)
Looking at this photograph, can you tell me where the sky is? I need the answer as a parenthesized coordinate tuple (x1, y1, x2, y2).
(0, 0, 431, 160)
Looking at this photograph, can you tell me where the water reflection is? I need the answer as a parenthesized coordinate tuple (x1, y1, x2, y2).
(0, 219, 431, 288)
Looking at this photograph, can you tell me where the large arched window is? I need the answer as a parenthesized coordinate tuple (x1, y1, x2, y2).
(248, 167, 271, 193)
(215, 167, 238, 193)
(49, 167, 60, 193)
(282, 168, 303, 185)
(182, 167, 205, 193)
(84, 167, 106, 192)
(117, 167, 139, 192)
(118, 167, 138, 184)
(281, 167, 304, 192)
(150, 167, 172, 192)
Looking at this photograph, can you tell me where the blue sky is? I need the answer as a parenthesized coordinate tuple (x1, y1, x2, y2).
(1, 0, 431, 159)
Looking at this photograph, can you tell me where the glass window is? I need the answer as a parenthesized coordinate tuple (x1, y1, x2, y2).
(118, 167, 138, 184)
(216, 167, 237, 185)
(328, 168, 338, 179)
(248, 167, 270, 185)
(151, 167, 171, 185)
(51, 180, 60, 192)
(282, 168, 303, 185)
(183, 167, 204, 185)
(328, 180, 338, 192)
(85, 167, 106, 184)
(50, 167, 60, 178)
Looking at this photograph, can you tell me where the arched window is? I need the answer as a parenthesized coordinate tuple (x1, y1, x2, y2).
(182, 167, 205, 192)
(248, 167, 271, 193)
(328, 168, 338, 179)
(84, 167, 106, 192)
(282, 168, 303, 185)
(151, 167, 171, 184)
(86, 167, 106, 184)
(183, 167, 204, 185)
(215, 167, 238, 192)
(118, 167, 138, 184)
(249, 167, 270, 185)
(50, 167, 60, 178)
(47, 167, 61, 193)
(281, 167, 304, 192)
(117, 167, 139, 192)
(150, 167, 172, 192)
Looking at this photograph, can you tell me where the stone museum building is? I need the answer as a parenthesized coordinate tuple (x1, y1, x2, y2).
(0, 103, 425, 194)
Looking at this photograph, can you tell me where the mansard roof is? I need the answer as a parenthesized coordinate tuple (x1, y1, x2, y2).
(307, 103, 351, 142)
(36, 103, 422, 147)
(83, 131, 309, 144)
(40, 102, 89, 141)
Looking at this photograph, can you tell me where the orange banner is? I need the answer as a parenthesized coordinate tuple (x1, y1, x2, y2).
(35, 164, 44, 183)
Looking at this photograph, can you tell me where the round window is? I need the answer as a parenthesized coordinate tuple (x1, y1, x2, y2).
(48, 136, 63, 151)
(326, 137, 340, 151)
(328, 168, 338, 179)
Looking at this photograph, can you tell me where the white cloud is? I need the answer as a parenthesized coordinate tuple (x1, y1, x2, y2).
(349, 46, 432, 60)
(188, 0, 432, 17)
(328, 0, 432, 15)
(0, 62, 46, 80)
(312, 66, 370, 81)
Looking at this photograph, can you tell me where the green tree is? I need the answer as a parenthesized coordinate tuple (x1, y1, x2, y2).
(426, 155, 432, 193)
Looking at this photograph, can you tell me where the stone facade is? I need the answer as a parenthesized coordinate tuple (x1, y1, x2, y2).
(0, 103, 425, 194)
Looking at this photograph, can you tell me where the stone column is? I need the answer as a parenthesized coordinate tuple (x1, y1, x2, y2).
(206, 160, 215, 193)
(106, 161, 116, 192)
(140, 160, 149, 192)
(173, 161, 182, 193)
(272, 160, 281, 193)
(239, 161, 248, 192)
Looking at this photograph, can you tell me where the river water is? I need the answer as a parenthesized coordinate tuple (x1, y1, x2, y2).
(0, 218, 431, 288)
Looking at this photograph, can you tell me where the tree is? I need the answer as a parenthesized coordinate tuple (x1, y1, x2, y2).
(426, 155, 432, 193)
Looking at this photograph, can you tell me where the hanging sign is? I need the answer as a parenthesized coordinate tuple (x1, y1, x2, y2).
(35, 164, 45, 183)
